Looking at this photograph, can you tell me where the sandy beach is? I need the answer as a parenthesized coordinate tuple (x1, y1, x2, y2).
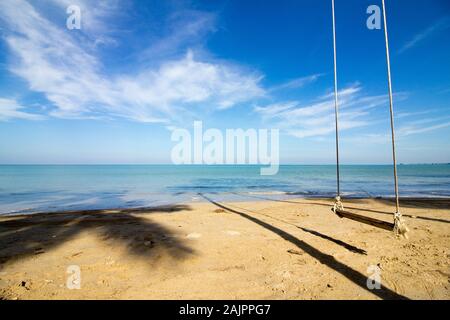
(0, 197, 449, 300)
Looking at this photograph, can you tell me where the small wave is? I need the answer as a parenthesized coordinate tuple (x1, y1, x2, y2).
(246, 191, 287, 195)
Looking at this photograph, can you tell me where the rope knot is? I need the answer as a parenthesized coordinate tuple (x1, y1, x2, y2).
(333, 196, 344, 213)
(394, 211, 409, 238)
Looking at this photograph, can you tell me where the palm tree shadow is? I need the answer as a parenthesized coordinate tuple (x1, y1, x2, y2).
(0, 205, 194, 268)
(199, 193, 408, 300)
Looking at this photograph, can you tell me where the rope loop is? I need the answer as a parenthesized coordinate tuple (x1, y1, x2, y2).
(393, 211, 409, 238)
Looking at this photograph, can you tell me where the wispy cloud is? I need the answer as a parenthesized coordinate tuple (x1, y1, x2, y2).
(137, 10, 217, 63)
(0, 98, 44, 121)
(254, 84, 394, 138)
(398, 17, 450, 54)
(270, 74, 323, 92)
(0, 0, 264, 122)
(397, 118, 450, 136)
(396, 110, 434, 119)
(343, 115, 450, 144)
(253, 101, 298, 118)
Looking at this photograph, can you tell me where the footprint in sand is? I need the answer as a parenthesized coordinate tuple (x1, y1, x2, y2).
(186, 233, 202, 239)
(225, 230, 241, 236)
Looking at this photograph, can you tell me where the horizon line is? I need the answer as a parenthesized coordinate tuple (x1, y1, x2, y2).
(0, 163, 448, 166)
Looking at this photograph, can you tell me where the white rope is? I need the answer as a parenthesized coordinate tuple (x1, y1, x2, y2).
(382, 0, 408, 236)
(331, 0, 342, 209)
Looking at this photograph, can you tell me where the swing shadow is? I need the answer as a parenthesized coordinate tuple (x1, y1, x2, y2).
(345, 205, 450, 224)
(199, 193, 408, 300)
(223, 201, 367, 256)
(230, 193, 450, 224)
(296, 227, 367, 255)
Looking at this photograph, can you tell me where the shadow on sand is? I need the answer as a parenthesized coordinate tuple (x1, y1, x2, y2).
(199, 193, 408, 300)
(231, 192, 450, 224)
(0, 205, 195, 267)
(296, 227, 367, 255)
(223, 201, 368, 256)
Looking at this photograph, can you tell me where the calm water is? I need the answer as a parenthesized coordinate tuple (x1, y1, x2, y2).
(0, 164, 449, 214)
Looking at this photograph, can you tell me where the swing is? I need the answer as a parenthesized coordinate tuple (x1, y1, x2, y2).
(330, 0, 408, 236)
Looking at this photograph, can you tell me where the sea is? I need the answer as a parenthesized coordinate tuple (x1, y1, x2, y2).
(0, 164, 449, 215)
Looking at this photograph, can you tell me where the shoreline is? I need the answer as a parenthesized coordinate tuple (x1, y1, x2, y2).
(1, 197, 449, 299)
(2, 196, 449, 217)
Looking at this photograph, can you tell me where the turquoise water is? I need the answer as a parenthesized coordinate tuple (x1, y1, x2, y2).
(0, 164, 449, 214)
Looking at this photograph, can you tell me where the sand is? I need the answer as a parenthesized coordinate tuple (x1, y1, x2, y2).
(0, 196, 449, 300)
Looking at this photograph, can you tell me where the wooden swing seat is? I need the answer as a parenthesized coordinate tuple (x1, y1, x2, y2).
(332, 208, 394, 231)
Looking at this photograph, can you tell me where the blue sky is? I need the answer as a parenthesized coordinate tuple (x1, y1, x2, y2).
(0, 0, 449, 164)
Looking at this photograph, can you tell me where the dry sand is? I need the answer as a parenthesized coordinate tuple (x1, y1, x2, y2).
(0, 196, 449, 300)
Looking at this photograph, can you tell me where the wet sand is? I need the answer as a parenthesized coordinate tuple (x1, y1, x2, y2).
(0, 197, 449, 300)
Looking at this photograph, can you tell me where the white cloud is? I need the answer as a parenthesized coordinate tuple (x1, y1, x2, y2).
(397, 118, 450, 136)
(254, 84, 394, 138)
(137, 10, 217, 62)
(0, 0, 265, 123)
(270, 74, 323, 91)
(253, 101, 298, 118)
(0, 98, 44, 121)
(342, 115, 450, 144)
(398, 17, 450, 54)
